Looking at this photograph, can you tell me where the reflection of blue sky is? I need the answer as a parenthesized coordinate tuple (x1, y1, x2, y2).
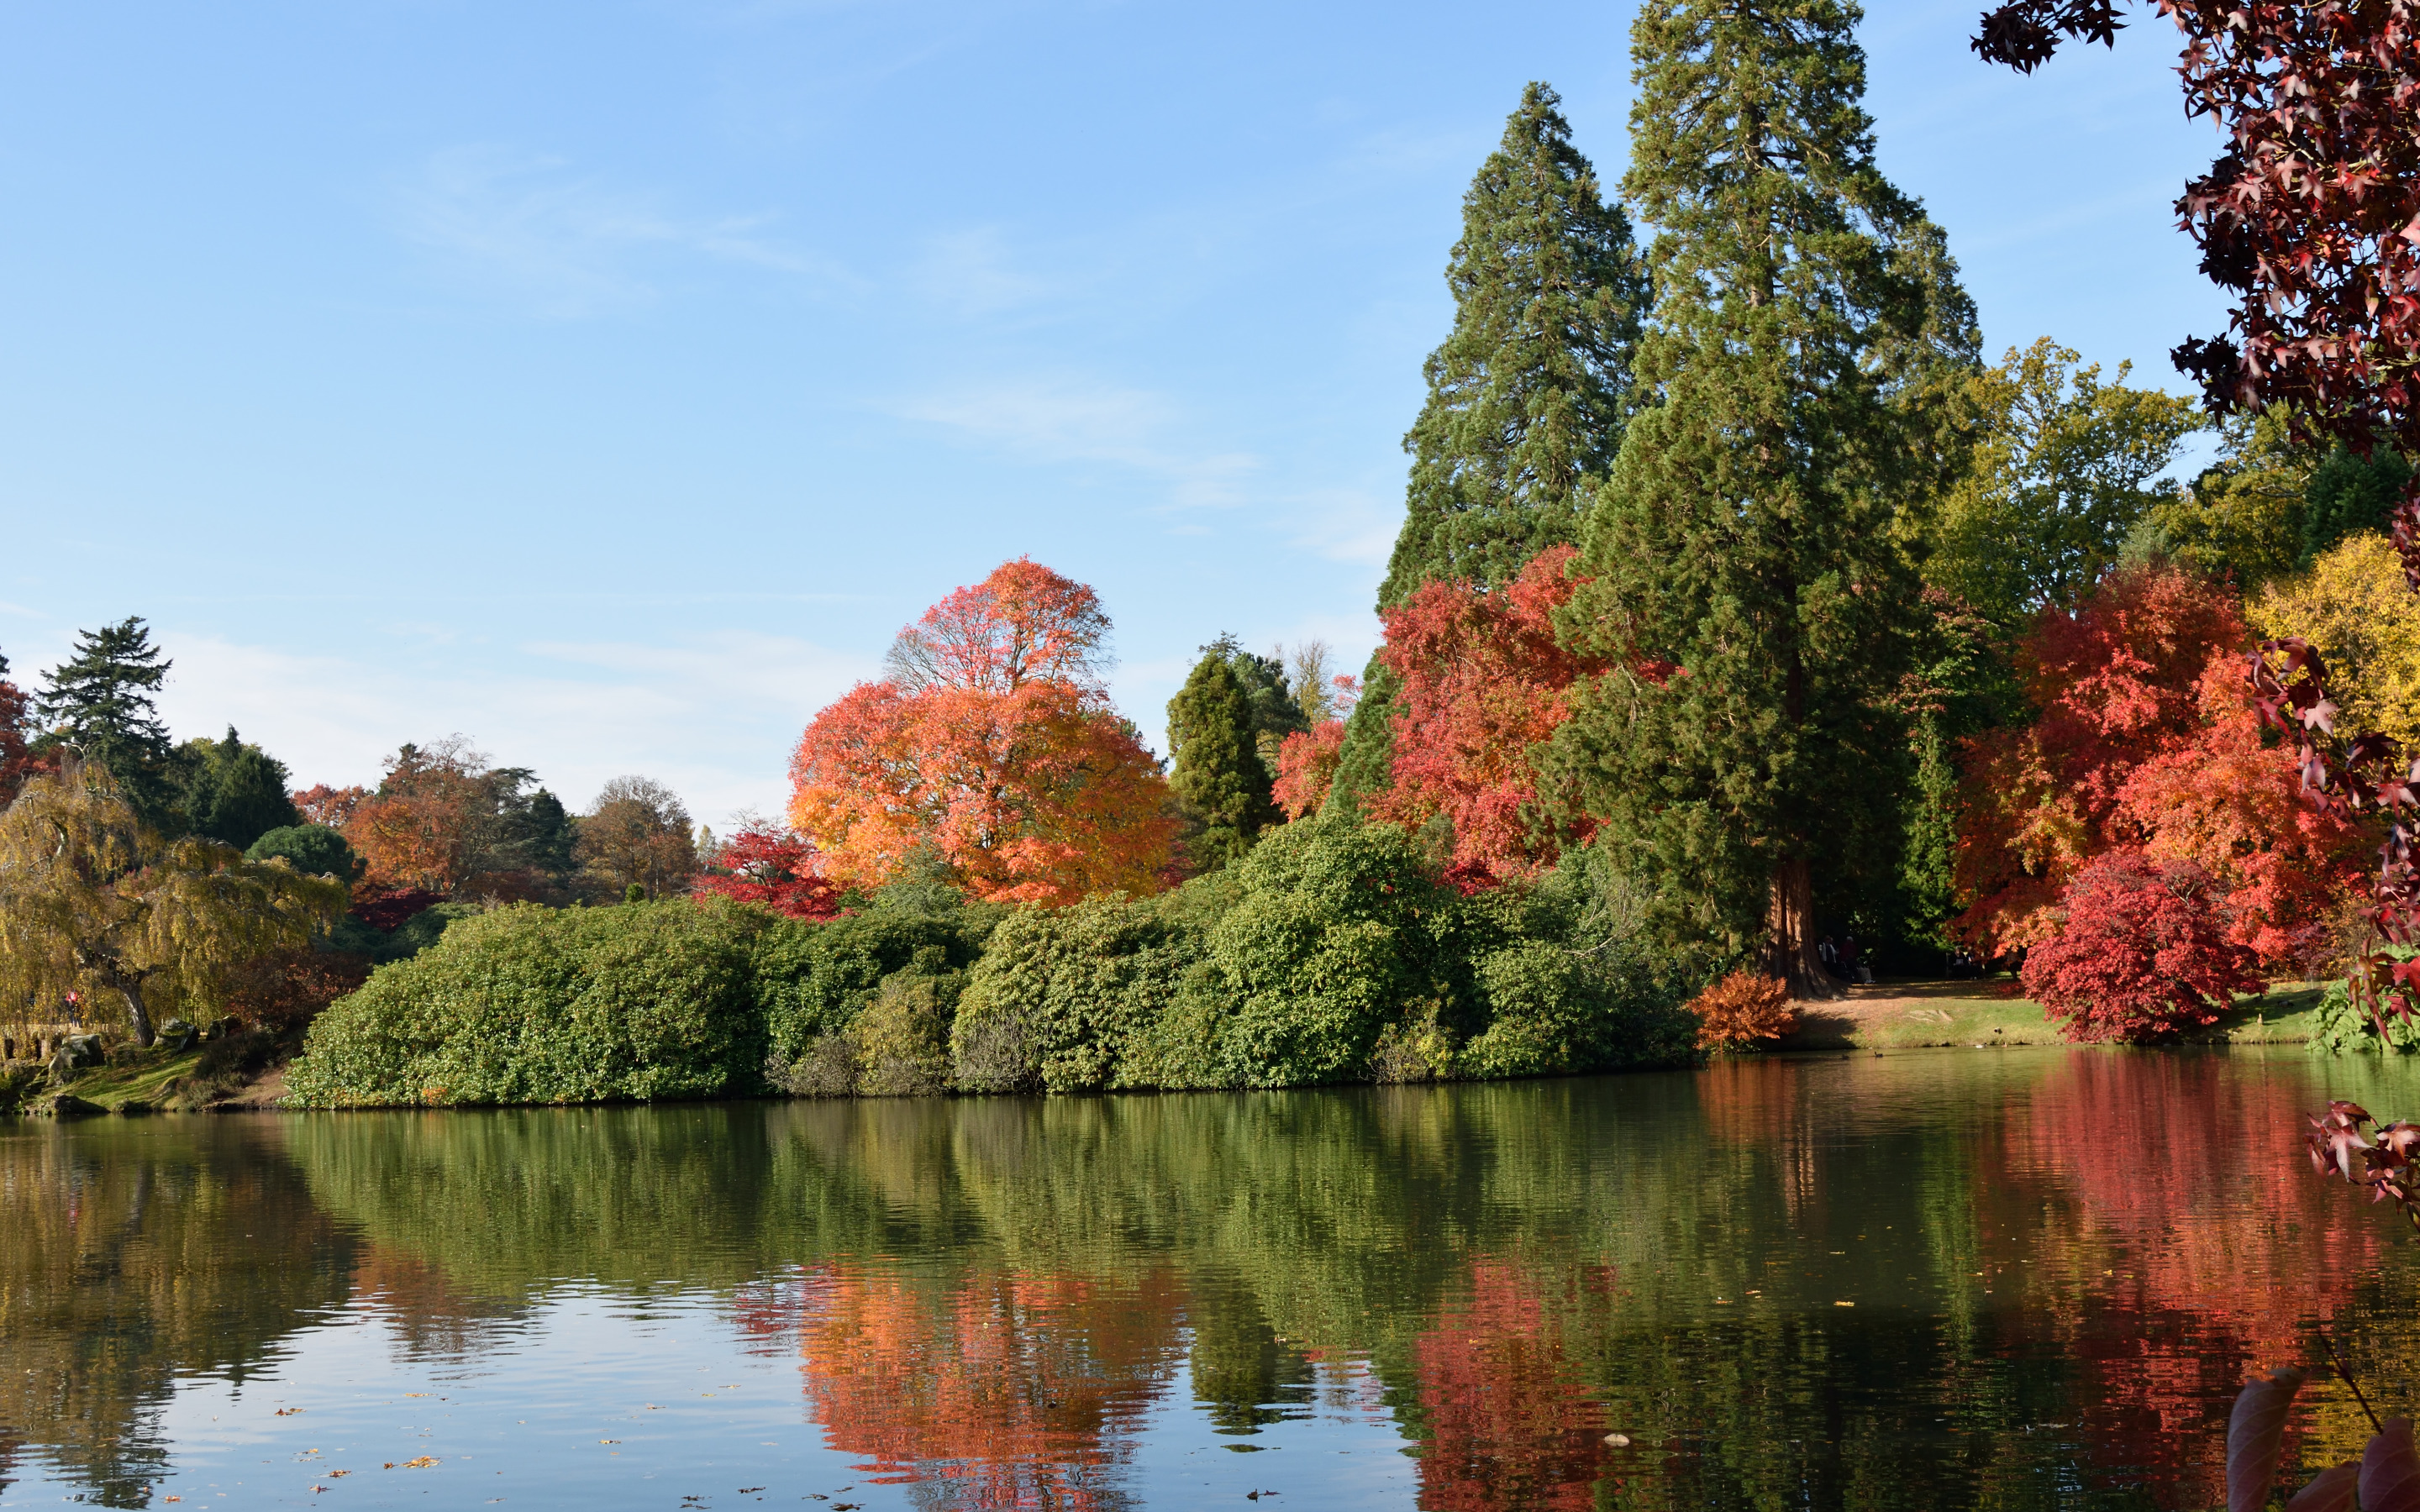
(0, 0, 2224, 822)
(24, 1289, 1414, 1509)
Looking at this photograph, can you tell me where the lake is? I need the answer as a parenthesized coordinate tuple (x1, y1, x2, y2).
(3, 1047, 2417, 1510)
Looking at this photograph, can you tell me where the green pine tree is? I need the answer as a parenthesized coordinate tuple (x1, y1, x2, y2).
(1167, 643, 1284, 873)
(178, 727, 301, 849)
(1548, 0, 1978, 995)
(1328, 82, 1650, 817)
(34, 617, 182, 832)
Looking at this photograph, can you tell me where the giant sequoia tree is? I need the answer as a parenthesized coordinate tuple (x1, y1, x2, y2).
(1549, 0, 1977, 994)
(1328, 82, 1649, 816)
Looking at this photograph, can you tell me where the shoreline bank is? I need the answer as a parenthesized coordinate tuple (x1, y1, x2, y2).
(0, 979, 2341, 1116)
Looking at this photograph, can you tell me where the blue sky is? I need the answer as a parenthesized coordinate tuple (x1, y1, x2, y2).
(0, 0, 2228, 826)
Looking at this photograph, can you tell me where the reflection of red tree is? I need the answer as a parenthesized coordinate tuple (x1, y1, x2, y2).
(792, 1265, 1185, 1509)
(1412, 1261, 1607, 1511)
(1992, 1056, 2394, 1506)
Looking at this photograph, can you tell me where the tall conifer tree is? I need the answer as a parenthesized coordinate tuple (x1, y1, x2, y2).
(1549, 0, 1978, 995)
(1167, 643, 1284, 873)
(1328, 83, 1649, 816)
(34, 617, 182, 832)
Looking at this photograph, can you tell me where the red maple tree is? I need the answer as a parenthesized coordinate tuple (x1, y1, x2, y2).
(691, 825, 840, 920)
(2020, 851, 2264, 1041)
(292, 783, 368, 831)
(1369, 545, 1606, 878)
(1271, 719, 1346, 822)
(2117, 658, 2370, 971)
(1954, 566, 2251, 953)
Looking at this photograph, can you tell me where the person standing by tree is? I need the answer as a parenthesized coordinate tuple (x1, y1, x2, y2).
(1549, 0, 1979, 997)
(1328, 82, 1649, 816)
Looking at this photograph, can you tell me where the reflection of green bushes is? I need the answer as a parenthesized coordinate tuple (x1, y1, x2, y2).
(287, 899, 769, 1106)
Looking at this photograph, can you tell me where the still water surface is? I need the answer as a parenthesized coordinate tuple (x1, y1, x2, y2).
(4, 1047, 2418, 1510)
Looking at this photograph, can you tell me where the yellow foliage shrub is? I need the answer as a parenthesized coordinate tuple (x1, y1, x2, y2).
(2252, 531, 2420, 750)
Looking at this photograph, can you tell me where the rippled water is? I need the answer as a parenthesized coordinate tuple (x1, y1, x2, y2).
(3, 1047, 2417, 1510)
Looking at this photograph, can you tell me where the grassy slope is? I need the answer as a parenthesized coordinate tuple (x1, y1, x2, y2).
(1776, 979, 2328, 1052)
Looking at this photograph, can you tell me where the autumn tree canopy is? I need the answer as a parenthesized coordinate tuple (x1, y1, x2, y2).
(576, 774, 697, 900)
(690, 824, 839, 920)
(1955, 565, 2365, 977)
(1369, 546, 1604, 880)
(790, 559, 1176, 906)
(345, 738, 578, 898)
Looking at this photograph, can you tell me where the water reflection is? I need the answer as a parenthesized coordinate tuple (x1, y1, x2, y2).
(0, 1047, 2414, 1510)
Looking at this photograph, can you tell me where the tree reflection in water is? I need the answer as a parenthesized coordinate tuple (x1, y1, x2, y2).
(4, 1049, 2418, 1511)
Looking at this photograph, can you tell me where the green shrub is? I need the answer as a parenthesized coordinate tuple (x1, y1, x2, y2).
(951, 895, 1206, 1093)
(852, 974, 952, 1095)
(246, 824, 362, 883)
(2311, 969, 2420, 1055)
(1193, 818, 1465, 1087)
(286, 899, 768, 1107)
(751, 889, 997, 1063)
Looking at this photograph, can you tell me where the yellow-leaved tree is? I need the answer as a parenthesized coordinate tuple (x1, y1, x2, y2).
(0, 764, 348, 1046)
(2252, 531, 2420, 750)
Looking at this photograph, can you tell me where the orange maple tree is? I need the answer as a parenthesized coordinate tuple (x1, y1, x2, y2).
(789, 560, 1176, 906)
(344, 741, 494, 894)
(1368, 545, 1605, 878)
(291, 783, 367, 831)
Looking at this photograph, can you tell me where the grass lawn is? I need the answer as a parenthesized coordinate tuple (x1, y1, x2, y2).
(1775, 978, 2329, 1051)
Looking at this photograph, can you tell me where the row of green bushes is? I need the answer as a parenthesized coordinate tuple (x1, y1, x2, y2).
(285, 816, 1704, 1107)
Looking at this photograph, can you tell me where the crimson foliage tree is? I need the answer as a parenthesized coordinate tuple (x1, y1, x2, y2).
(2020, 851, 2262, 1042)
(692, 826, 840, 921)
(1369, 546, 1605, 880)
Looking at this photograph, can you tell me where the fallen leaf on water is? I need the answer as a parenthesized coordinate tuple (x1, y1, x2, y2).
(1602, 1432, 1632, 1447)
(402, 1456, 439, 1468)
(329, 1470, 350, 1478)
(599, 1440, 620, 1445)
(275, 1408, 305, 1416)
(1834, 1301, 1855, 1308)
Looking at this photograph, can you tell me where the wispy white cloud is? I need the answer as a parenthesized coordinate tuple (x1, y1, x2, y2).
(896, 376, 1260, 508)
(909, 226, 1063, 316)
(1279, 484, 1400, 567)
(393, 146, 851, 316)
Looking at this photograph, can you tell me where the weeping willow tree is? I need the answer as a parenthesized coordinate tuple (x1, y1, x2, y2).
(0, 763, 347, 1045)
